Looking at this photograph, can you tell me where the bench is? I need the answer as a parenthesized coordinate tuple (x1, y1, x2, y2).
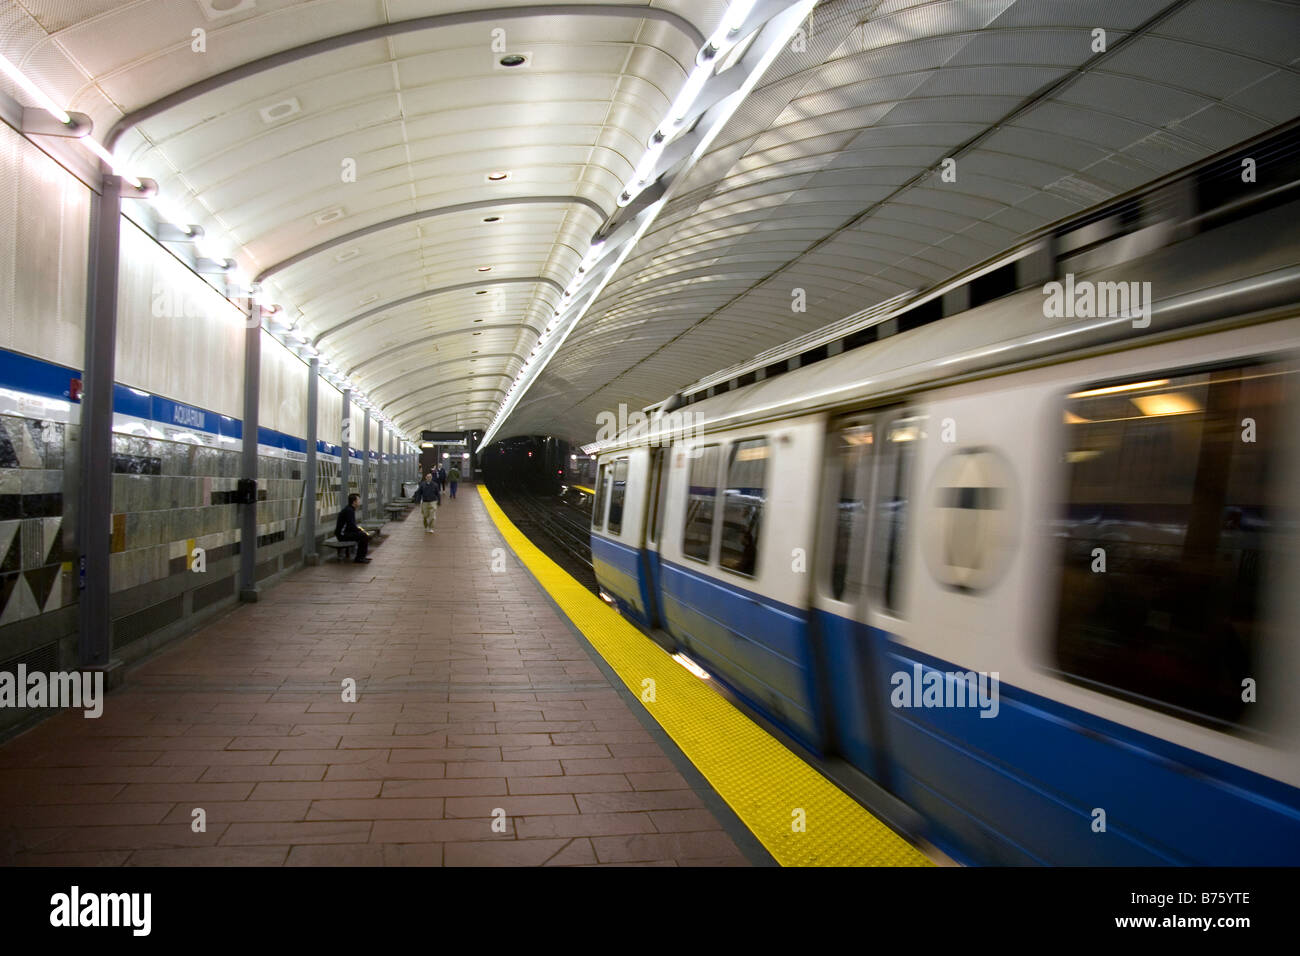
(322, 537, 357, 562)
(384, 502, 411, 520)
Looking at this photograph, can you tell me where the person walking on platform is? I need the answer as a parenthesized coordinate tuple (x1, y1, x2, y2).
(413, 471, 441, 533)
(335, 493, 372, 563)
(449, 463, 460, 500)
(437, 464, 448, 493)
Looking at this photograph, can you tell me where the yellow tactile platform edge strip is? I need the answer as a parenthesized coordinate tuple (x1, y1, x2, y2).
(479, 486, 932, 867)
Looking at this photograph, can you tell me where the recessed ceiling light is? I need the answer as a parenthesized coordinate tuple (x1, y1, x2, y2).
(200, 0, 256, 21)
(498, 54, 528, 68)
(473, 318, 483, 323)
(486, 171, 510, 182)
(476, 266, 491, 272)
(334, 247, 360, 262)
(473, 332, 481, 336)
(314, 206, 344, 225)
(482, 216, 501, 223)
(259, 97, 301, 124)
(475, 290, 488, 295)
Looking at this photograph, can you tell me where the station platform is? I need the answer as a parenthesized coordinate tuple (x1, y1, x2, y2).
(0, 484, 931, 867)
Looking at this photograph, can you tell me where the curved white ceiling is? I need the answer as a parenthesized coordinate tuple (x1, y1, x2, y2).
(0, 0, 723, 433)
(501, 0, 1300, 440)
(2, 0, 1298, 442)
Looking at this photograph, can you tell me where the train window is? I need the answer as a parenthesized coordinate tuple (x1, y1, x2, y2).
(592, 463, 609, 531)
(1052, 362, 1298, 729)
(607, 458, 629, 536)
(720, 438, 768, 577)
(830, 424, 873, 602)
(647, 447, 665, 545)
(871, 414, 925, 615)
(683, 444, 721, 562)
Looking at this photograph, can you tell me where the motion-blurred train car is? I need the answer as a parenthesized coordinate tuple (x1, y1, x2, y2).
(589, 126, 1300, 865)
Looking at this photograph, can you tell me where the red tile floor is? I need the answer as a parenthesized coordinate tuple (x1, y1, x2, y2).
(0, 486, 751, 866)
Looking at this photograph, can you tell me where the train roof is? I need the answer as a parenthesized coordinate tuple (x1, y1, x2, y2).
(590, 197, 1300, 454)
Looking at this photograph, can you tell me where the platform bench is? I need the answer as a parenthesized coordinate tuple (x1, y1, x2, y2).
(322, 537, 356, 562)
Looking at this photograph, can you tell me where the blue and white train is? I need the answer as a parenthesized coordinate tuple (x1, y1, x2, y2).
(587, 129, 1300, 866)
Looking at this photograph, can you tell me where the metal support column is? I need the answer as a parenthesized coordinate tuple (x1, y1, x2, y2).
(378, 426, 387, 508)
(303, 357, 319, 565)
(361, 408, 371, 520)
(238, 301, 262, 602)
(340, 388, 351, 509)
(77, 175, 124, 679)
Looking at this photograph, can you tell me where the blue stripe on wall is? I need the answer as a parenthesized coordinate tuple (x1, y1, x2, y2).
(0, 348, 79, 401)
(0, 344, 319, 454)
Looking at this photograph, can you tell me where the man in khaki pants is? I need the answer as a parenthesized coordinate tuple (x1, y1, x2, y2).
(413, 471, 441, 532)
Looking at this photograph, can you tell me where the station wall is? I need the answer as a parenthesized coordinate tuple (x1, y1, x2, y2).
(0, 124, 89, 724)
(0, 125, 415, 734)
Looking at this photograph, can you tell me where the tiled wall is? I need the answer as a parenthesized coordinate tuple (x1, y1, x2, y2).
(104, 435, 318, 659)
(109, 434, 241, 595)
(257, 453, 304, 556)
(317, 458, 342, 532)
(0, 416, 77, 627)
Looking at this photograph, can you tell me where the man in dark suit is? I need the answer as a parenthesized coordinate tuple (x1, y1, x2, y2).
(335, 493, 371, 563)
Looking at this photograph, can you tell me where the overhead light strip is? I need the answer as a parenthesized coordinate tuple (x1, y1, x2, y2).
(3, 52, 421, 445)
(480, 0, 816, 447)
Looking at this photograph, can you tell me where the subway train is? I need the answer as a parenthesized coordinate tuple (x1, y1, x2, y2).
(587, 128, 1300, 866)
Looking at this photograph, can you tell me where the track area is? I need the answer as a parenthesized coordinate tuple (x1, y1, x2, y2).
(487, 484, 598, 594)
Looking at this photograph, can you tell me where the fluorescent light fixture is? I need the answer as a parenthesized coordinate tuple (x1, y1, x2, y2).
(661, 63, 712, 134)
(0, 52, 151, 191)
(0, 52, 71, 124)
(151, 197, 194, 233)
(81, 136, 143, 189)
(702, 0, 760, 63)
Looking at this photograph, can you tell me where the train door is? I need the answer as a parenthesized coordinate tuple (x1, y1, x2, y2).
(641, 445, 669, 629)
(811, 413, 891, 782)
(591, 460, 611, 533)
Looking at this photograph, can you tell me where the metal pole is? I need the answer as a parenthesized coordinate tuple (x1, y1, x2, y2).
(303, 357, 319, 564)
(78, 175, 123, 674)
(378, 425, 387, 507)
(238, 303, 261, 602)
(340, 388, 351, 512)
(361, 408, 371, 521)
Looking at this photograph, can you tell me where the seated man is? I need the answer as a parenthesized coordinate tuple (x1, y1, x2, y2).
(335, 493, 372, 563)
